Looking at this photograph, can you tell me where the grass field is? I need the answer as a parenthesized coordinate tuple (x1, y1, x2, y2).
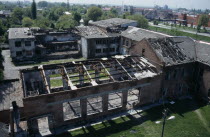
(56, 99, 210, 137)
(149, 26, 210, 43)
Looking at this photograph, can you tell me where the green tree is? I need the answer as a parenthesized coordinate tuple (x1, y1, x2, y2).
(87, 6, 102, 21)
(73, 12, 81, 23)
(34, 17, 51, 29)
(56, 15, 78, 29)
(198, 14, 209, 31)
(11, 7, 23, 24)
(38, 1, 48, 8)
(31, 0, 37, 19)
(127, 15, 149, 29)
(22, 17, 34, 27)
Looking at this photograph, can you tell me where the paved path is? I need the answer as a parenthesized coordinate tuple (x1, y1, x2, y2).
(149, 23, 210, 37)
(2, 50, 33, 80)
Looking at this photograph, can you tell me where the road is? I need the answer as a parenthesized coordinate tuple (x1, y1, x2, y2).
(2, 50, 33, 80)
(149, 23, 210, 37)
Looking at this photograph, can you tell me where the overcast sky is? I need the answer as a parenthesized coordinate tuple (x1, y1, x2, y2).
(2, 0, 210, 10)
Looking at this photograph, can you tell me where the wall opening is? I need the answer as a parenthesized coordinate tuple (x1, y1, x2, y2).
(63, 100, 81, 121)
(127, 89, 140, 108)
(87, 96, 102, 115)
(108, 92, 122, 110)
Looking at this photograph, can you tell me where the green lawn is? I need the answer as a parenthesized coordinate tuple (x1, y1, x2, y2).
(57, 99, 210, 137)
(149, 26, 210, 43)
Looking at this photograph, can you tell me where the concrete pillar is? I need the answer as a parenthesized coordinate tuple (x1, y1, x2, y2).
(80, 98, 87, 118)
(62, 78, 69, 90)
(79, 71, 84, 86)
(95, 70, 100, 83)
(46, 75, 51, 90)
(122, 91, 128, 108)
(102, 94, 108, 112)
(53, 104, 64, 126)
(9, 107, 14, 137)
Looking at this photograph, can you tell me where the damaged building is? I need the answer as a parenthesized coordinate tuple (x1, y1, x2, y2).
(75, 18, 138, 59)
(129, 36, 210, 101)
(89, 18, 138, 32)
(8, 28, 80, 61)
(8, 55, 161, 135)
(76, 26, 121, 58)
(120, 26, 170, 55)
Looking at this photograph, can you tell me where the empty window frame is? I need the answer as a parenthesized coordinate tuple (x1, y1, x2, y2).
(95, 49, 102, 54)
(63, 100, 81, 121)
(87, 96, 102, 115)
(108, 92, 122, 110)
(25, 41, 31, 46)
(127, 89, 140, 107)
(109, 48, 115, 52)
(103, 48, 108, 53)
(15, 41, 21, 47)
(16, 51, 22, 57)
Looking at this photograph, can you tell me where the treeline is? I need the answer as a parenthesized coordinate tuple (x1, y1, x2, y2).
(0, 1, 149, 43)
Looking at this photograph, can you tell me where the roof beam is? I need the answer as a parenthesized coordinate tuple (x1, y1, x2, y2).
(82, 64, 98, 86)
(100, 62, 115, 82)
(60, 66, 77, 90)
(38, 65, 50, 94)
(115, 59, 133, 79)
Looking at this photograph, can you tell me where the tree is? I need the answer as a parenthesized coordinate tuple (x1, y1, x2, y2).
(127, 15, 149, 29)
(87, 6, 102, 21)
(11, 7, 23, 24)
(56, 15, 78, 29)
(198, 14, 209, 31)
(22, 17, 34, 27)
(34, 18, 51, 29)
(31, 0, 37, 19)
(38, 1, 48, 8)
(73, 12, 81, 23)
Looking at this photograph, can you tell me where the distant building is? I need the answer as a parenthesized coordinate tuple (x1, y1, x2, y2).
(121, 5, 133, 14)
(8, 27, 80, 61)
(76, 26, 120, 58)
(8, 28, 37, 60)
(89, 18, 138, 32)
(0, 10, 11, 18)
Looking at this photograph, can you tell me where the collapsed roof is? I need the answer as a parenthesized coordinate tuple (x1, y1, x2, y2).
(146, 36, 210, 66)
(89, 18, 137, 29)
(21, 56, 159, 97)
(75, 26, 119, 39)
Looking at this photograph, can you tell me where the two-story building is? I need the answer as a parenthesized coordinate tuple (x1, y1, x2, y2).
(8, 28, 37, 61)
(76, 26, 120, 58)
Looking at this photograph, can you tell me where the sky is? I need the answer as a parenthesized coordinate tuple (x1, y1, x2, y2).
(2, 0, 210, 10)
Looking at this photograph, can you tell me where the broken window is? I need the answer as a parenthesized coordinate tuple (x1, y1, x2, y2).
(142, 49, 145, 56)
(103, 48, 108, 53)
(16, 51, 22, 57)
(15, 41, 21, 47)
(25, 41, 31, 46)
(126, 40, 129, 46)
(109, 48, 115, 52)
(95, 49, 102, 53)
(26, 50, 33, 56)
(108, 92, 122, 110)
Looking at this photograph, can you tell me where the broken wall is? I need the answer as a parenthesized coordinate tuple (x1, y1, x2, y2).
(23, 75, 162, 128)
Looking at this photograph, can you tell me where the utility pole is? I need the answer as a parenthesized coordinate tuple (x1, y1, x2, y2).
(161, 109, 168, 137)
